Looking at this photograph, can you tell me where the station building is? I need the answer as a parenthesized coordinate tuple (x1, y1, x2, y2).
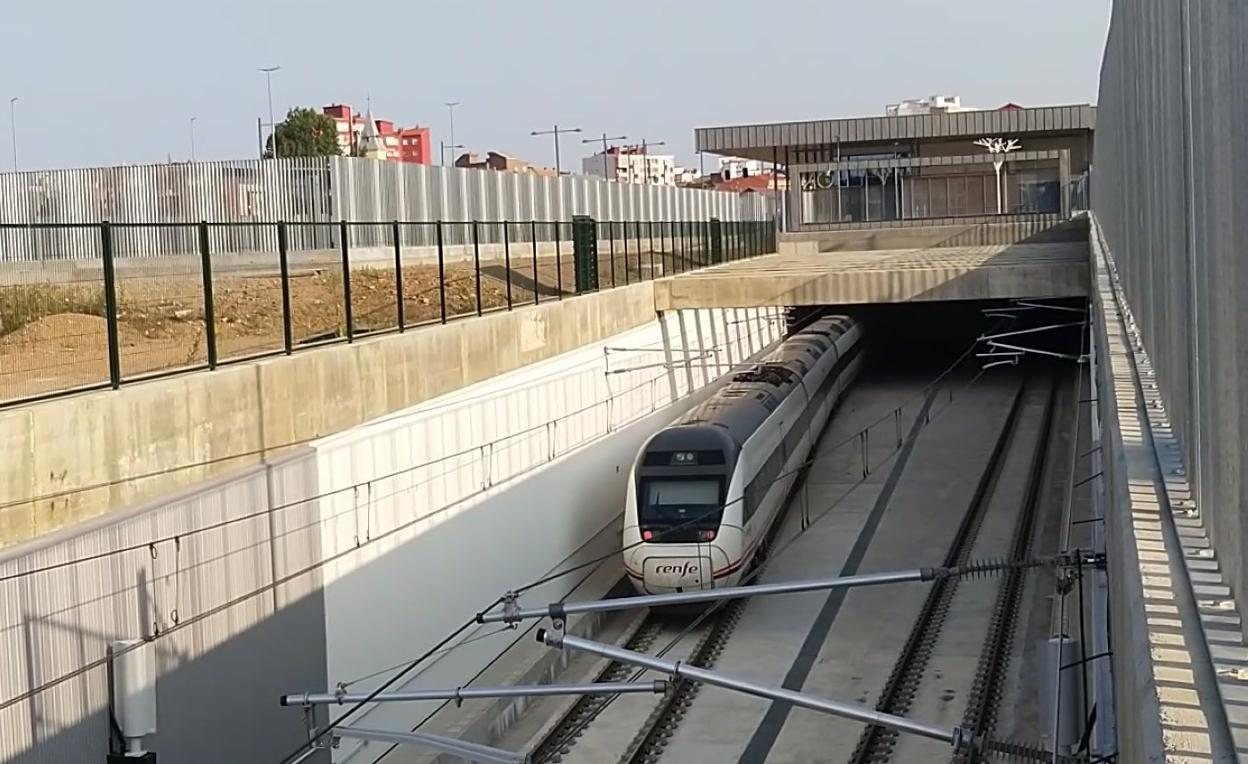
(694, 104, 1095, 233)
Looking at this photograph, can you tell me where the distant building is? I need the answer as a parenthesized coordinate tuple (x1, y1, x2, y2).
(885, 95, 977, 117)
(582, 146, 676, 185)
(674, 166, 703, 186)
(719, 156, 766, 180)
(455, 151, 557, 176)
(322, 104, 431, 164)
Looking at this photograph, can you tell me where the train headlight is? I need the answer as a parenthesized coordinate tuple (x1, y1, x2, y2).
(699, 530, 717, 541)
(642, 530, 655, 541)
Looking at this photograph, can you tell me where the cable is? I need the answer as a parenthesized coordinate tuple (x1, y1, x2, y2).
(533, 363, 996, 761)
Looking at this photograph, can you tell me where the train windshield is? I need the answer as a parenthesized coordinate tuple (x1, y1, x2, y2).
(640, 479, 723, 525)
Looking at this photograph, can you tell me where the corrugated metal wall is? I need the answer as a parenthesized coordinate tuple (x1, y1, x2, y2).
(0, 158, 770, 262)
(1093, 0, 1248, 612)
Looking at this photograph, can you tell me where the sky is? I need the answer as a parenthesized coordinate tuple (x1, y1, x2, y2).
(0, 0, 1112, 172)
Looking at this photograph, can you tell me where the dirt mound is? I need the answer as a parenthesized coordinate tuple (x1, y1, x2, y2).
(0, 313, 140, 350)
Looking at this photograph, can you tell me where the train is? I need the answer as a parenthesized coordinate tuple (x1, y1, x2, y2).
(622, 315, 864, 595)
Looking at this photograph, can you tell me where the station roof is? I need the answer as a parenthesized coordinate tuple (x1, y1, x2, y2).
(695, 104, 1096, 161)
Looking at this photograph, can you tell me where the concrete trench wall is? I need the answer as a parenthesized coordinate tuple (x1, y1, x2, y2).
(0, 282, 663, 548)
(0, 304, 786, 764)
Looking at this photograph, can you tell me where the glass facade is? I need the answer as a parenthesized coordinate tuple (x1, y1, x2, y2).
(797, 162, 1061, 226)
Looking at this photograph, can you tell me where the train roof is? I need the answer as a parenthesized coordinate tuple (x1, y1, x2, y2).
(674, 316, 856, 445)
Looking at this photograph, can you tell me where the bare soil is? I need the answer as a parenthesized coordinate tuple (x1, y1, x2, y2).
(0, 250, 674, 402)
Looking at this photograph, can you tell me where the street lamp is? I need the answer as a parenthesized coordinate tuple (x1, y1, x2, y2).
(531, 125, 582, 176)
(259, 66, 281, 158)
(8, 97, 18, 171)
(974, 137, 1022, 214)
(441, 141, 465, 167)
(443, 102, 460, 166)
(190, 117, 198, 162)
(582, 132, 627, 181)
(636, 139, 666, 185)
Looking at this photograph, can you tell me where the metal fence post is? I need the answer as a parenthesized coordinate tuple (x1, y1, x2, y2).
(621, 221, 630, 286)
(648, 220, 656, 278)
(100, 221, 123, 389)
(710, 218, 723, 264)
(472, 220, 483, 316)
(277, 221, 294, 354)
(340, 220, 354, 342)
(554, 221, 564, 298)
(198, 220, 218, 369)
(393, 220, 405, 332)
(530, 220, 540, 306)
(608, 220, 617, 288)
(503, 223, 513, 309)
(436, 221, 448, 323)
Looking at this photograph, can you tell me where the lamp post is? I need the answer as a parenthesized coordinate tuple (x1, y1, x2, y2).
(259, 66, 281, 158)
(8, 97, 18, 171)
(582, 132, 627, 181)
(531, 125, 582, 176)
(441, 141, 464, 167)
(189, 117, 198, 162)
(637, 139, 666, 185)
(443, 102, 460, 166)
(974, 137, 1022, 214)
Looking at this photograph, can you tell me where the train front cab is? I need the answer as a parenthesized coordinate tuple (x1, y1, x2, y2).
(627, 426, 738, 594)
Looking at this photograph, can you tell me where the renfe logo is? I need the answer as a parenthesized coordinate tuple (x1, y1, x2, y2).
(653, 561, 700, 577)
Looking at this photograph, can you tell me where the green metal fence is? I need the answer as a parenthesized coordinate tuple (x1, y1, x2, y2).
(0, 217, 775, 407)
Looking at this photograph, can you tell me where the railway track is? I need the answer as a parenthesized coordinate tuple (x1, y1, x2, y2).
(848, 373, 1061, 764)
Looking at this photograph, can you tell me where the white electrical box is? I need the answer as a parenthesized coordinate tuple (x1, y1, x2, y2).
(111, 640, 157, 739)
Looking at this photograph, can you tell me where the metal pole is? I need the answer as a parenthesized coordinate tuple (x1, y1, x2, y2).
(393, 220, 405, 331)
(100, 222, 122, 389)
(480, 569, 936, 625)
(189, 116, 197, 162)
(7, 97, 17, 171)
(553, 125, 561, 176)
(530, 220, 539, 305)
(541, 631, 960, 747)
(281, 681, 666, 707)
(339, 220, 354, 342)
(472, 219, 483, 316)
(198, 221, 218, 368)
(277, 222, 294, 353)
(445, 102, 460, 163)
(436, 221, 448, 322)
(503, 222, 513, 309)
(259, 66, 280, 158)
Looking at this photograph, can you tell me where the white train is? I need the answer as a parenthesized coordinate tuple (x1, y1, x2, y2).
(622, 315, 864, 595)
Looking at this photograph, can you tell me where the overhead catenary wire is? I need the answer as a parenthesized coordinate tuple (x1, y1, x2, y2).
(282, 321, 1003, 764)
(287, 328, 997, 764)
(531, 363, 997, 761)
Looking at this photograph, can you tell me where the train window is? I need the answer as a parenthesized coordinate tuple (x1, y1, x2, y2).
(640, 479, 724, 528)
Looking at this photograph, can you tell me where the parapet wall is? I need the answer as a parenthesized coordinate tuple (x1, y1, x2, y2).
(0, 281, 660, 546)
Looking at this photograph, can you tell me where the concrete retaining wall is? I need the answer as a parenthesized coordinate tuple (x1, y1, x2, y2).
(0, 282, 664, 547)
(0, 305, 784, 764)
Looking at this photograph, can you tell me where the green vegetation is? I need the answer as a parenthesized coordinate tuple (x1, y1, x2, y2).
(265, 107, 342, 159)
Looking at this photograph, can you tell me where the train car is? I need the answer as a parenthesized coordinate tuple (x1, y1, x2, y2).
(622, 316, 864, 595)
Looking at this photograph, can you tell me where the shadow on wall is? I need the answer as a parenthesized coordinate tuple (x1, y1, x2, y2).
(0, 306, 786, 763)
(806, 217, 1088, 253)
(0, 458, 331, 764)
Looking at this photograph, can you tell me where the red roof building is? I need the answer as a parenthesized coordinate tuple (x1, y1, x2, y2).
(322, 104, 431, 164)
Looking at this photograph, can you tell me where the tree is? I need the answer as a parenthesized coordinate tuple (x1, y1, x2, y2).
(265, 107, 341, 159)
